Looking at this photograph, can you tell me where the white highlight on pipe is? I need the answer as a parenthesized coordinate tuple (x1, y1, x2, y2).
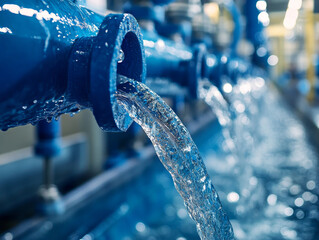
(2, 4, 20, 14)
(256, 0, 267, 11)
(0, 27, 12, 34)
(258, 11, 270, 26)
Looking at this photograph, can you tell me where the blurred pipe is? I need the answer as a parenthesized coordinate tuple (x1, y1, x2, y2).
(305, 6, 316, 102)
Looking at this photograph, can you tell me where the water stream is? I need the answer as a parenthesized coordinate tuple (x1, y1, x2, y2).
(114, 75, 234, 240)
(198, 79, 237, 158)
(198, 79, 260, 218)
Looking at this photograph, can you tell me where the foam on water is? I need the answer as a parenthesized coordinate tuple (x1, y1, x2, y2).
(114, 75, 234, 240)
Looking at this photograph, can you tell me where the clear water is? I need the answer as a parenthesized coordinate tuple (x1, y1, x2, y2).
(114, 75, 234, 240)
(132, 85, 319, 240)
(198, 79, 237, 161)
(4, 76, 319, 240)
(198, 79, 261, 219)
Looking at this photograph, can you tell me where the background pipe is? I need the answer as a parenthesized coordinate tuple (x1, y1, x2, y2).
(0, 0, 145, 132)
(125, 0, 205, 99)
(223, 0, 242, 55)
(35, 120, 64, 216)
(244, 0, 269, 70)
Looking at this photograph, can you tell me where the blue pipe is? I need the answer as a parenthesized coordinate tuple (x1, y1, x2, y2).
(143, 30, 205, 98)
(125, 2, 205, 99)
(35, 120, 65, 216)
(0, 0, 145, 132)
(244, 0, 269, 69)
(35, 120, 61, 158)
(223, 0, 242, 55)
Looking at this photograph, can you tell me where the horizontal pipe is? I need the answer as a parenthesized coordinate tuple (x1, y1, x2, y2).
(0, 0, 146, 132)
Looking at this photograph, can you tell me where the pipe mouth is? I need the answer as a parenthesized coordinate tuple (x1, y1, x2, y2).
(90, 14, 146, 132)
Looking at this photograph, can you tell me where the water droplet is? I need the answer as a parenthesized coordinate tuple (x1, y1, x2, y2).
(227, 192, 239, 203)
(22, 106, 27, 110)
(135, 222, 146, 232)
(118, 49, 125, 63)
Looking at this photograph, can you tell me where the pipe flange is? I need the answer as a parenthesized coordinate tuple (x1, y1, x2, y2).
(68, 14, 146, 132)
(90, 14, 146, 132)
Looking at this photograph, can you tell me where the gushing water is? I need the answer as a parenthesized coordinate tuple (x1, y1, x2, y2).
(198, 79, 236, 154)
(114, 75, 234, 240)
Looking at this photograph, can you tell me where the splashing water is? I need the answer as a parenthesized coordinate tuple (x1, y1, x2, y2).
(198, 79, 232, 128)
(198, 79, 236, 154)
(114, 75, 234, 240)
(198, 79, 265, 219)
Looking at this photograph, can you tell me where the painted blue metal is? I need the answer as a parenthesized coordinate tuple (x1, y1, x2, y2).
(123, 3, 165, 23)
(244, 0, 269, 69)
(142, 29, 205, 98)
(0, 0, 145, 132)
(223, 0, 242, 55)
(35, 120, 61, 158)
(156, 21, 193, 44)
(124, 0, 205, 99)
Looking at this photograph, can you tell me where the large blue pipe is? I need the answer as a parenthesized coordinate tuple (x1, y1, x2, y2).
(142, 30, 205, 98)
(0, 0, 146, 132)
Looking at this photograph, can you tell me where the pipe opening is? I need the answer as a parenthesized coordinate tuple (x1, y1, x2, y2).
(116, 31, 144, 85)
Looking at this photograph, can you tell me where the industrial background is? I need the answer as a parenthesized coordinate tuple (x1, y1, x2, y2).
(0, 0, 319, 239)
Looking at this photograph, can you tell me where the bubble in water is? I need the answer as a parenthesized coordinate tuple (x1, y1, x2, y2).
(22, 106, 27, 110)
(135, 222, 146, 232)
(3, 232, 13, 240)
(306, 180, 316, 190)
(267, 194, 277, 206)
(284, 207, 294, 217)
(227, 192, 240, 203)
(118, 49, 125, 63)
(105, 42, 108, 47)
(295, 210, 305, 219)
(33, 100, 38, 104)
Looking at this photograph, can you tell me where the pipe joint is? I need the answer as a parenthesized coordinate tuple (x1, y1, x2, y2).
(68, 14, 146, 132)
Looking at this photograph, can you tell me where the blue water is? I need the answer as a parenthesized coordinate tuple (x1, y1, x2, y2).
(132, 87, 319, 240)
(115, 76, 233, 239)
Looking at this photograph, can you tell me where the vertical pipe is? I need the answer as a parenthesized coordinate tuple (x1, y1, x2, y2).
(35, 120, 64, 215)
